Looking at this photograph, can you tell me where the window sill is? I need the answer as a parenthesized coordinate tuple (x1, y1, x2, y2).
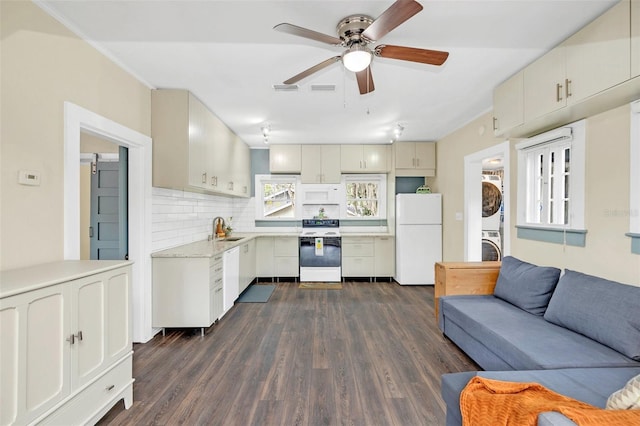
(626, 233, 640, 255)
(516, 225, 587, 247)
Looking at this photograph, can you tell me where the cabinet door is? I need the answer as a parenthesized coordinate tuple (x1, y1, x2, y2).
(523, 47, 566, 121)
(395, 143, 416, 169)
(493, 71, 524, 134)
(340, 145, 364, 172)
(374, 237, 395, 277)
(105, 267, 131, 364)
(274, 236, 298, 256)
(321, 145, 342, 182)
(414, 143, 436, 171)
(633, 0, 640, 77)
(239, 240, 256, 292)
(188, 94, 209, 189)
(363, 145, 389, 172)
(72, 275, 105, 388)
(209, 114, 232, 193)
(230, 136, 250, 196)
(564, 0, 630, 105)
(270, 145, 301, 173)
(301, 145, 323, 183)
(255, 237, 275, 276)
(0, 285, 71, 425)
(274, 256, 299, 276)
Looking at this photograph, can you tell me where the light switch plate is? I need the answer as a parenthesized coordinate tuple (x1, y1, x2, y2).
(455, 212, 463, 221)
(18, 170, 41, 186)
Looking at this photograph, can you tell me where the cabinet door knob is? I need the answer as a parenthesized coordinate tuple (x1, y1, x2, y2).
(565, 78, 572, 99)
(106, 384, 115, 391)
(202, 172, 207, 184)
(66, 334, 75, 344)
(75, 331, 83, 341)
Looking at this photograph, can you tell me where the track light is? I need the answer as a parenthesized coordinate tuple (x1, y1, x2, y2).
(261, 123, 271, 144)
(390, 123, 404, 143)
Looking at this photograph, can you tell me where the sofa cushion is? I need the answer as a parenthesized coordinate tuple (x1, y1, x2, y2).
(544, 270, 640, 361)
(493, 256, 561, 315)
(606, 374, 640, 410)
(440, 295, 640, 370)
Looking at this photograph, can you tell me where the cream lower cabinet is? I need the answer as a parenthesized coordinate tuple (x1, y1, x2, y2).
(0, 262, 133, 426)
(239, 239, 256, 293)
(342, 236, 395, 279)
(255, 236, 299, 278)
(153, 255, 224, 331)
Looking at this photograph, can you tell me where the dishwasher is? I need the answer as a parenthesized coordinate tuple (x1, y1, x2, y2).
(222, 246, 240, 317)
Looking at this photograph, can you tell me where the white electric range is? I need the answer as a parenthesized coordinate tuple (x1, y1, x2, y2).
(299, 219, 341, 282)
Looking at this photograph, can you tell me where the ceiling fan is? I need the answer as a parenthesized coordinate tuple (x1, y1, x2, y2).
(274, 0, 449, 95)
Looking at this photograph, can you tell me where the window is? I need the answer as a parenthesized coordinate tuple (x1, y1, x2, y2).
(342, 174, 387, 219)
(255, 175, 299, 220)
(524, 142, 571, 225)
(516, 120, 585, 232)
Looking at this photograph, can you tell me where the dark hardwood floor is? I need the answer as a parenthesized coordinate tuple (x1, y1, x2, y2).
(99, 281, 478, 426)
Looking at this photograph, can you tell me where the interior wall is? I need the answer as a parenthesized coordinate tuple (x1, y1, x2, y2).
(435, 105, 640, 286)
(512, 104, 639, 286)
(431, 112, 504, 261)
(1, 1, 151, 270)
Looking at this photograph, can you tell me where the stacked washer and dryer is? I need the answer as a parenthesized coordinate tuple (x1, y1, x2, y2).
(482, 174, 503, 261)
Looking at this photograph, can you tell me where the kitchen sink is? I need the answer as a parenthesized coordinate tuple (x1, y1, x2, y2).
(220, 236, 243, 242)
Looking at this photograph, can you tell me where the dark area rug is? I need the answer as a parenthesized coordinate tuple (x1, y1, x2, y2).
(237, 284, 276, 302)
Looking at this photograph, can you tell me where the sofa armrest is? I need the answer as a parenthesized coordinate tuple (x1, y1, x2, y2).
(538, 412, 578, 426)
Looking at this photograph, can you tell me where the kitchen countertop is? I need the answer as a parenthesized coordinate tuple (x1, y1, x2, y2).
(151, 232, 394, 258)
(0, 260, 133, 299)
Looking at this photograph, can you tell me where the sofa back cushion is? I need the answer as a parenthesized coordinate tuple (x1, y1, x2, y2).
(544, 270, 640, 361)
(493, 256, 561, 315)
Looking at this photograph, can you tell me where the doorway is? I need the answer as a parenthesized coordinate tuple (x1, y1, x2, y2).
(463, 141, 511, 261)
(64, 102, 153, 343)
(79, 132, 129, 261)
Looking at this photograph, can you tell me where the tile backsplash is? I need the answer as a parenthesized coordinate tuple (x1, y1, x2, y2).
(152, 187, 237, 252)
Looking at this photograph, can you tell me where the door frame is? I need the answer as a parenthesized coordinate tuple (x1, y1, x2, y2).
(463, 141, 511, 261)
(64, 102, 153, 343)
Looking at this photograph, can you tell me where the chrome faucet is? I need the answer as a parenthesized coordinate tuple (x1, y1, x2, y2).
(213, 216, 225, 239)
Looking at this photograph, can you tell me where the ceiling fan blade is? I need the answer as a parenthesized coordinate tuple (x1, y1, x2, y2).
(376, 44, 449, 65)
(362, 0, 423, 42)
(274, 23, 343, 46)
(283, 56, 341, 84)
(356, 66, 375, 95)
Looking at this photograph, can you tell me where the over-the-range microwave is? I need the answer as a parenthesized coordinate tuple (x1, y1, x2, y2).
(300, 184, 340, 205)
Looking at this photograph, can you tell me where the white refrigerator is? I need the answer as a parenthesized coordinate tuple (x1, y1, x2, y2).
(394, 193, 442, 285)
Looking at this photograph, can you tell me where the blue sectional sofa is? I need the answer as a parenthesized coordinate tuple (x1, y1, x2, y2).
(437, 256, 640, 426)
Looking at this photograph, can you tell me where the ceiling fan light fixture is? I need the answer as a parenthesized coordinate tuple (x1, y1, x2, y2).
(342, 44, 372, 72)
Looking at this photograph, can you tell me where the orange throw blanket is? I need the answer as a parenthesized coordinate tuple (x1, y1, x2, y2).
(460, 376, 640, 426)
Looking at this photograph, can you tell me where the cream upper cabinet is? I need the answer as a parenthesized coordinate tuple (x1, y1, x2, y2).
(632, 0, 639, 77)
(395, 142, 436, 176)
(301, 144, 341, 183)
(230, 135, 251, 196)
(524, 1, 631, 121)
(523, 47, 566, 121)
(493, 71, 524, 135)
(341, 144, 389, 173)
(152, 89, 250, 197)
(563, 0, 630, 105)
(270, 144, 301, 173)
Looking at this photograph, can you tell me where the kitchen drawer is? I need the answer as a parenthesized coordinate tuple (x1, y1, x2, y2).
(342, 257, 375, 276)
(40, 355, 133, 426)
(342, 240, 374, 257)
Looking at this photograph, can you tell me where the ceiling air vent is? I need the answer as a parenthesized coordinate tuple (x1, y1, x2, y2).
(310, 84, 336, 92)
(272, 84, 299, 92)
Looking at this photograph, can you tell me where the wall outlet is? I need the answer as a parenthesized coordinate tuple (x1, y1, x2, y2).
(455, 212, 463, 221)
(18, 170, 41, 186)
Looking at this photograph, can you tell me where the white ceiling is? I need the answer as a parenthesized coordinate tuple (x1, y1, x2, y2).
(38, 0, 618, 148)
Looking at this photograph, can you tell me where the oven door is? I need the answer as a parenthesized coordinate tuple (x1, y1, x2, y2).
(299, 236, 341, 268)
